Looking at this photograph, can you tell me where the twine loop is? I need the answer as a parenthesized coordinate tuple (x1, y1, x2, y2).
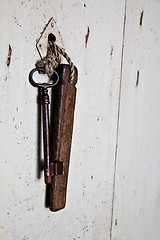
(36, 41, 74, 83)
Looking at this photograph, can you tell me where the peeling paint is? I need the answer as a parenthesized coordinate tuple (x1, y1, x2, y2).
(136, 71, 139, 86)
(140, 11, 144, 26)
(85, 27, 90, 48)
(7, 45, 12, 66)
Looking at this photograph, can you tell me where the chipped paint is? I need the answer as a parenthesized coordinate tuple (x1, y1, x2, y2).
(7, 45, 12, 66)
(136, 70, 139, 86)
(85, 27, 90, 48)
(140, 11, 144, 26)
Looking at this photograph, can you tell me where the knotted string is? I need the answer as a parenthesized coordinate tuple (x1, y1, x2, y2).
(36, 41, 75, 83)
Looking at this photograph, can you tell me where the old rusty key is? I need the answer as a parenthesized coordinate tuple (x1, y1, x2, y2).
(29, 68, 59, 184)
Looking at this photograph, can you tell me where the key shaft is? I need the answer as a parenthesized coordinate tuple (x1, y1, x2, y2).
(41, 88, 51, 184)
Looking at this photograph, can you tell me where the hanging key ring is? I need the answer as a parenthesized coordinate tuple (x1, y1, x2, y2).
(29, 68, 59, 88)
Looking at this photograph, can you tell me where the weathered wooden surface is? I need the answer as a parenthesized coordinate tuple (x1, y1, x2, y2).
(4, 0, 160, 239)
(111, 1, 160, 240)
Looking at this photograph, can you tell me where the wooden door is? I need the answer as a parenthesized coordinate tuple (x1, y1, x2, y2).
(0, 1, 160, 240)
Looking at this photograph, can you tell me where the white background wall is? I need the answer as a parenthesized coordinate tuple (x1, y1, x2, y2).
(0, 1, 160, 240)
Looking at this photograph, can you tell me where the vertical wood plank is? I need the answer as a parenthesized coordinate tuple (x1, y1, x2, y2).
(112, 0, 160, 239)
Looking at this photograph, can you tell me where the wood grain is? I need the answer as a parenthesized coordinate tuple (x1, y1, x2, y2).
(49, 64, 78, 211)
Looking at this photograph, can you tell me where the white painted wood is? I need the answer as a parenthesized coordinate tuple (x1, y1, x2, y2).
(0, 1, 125, 239)
(112, 0, 160, 239)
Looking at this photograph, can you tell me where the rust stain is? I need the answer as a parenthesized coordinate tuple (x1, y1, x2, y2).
(136, 71, 139, 86)
(140, 11, 144, 26)
(85, 27, 90, 48)
(7, 45, 12, 66)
